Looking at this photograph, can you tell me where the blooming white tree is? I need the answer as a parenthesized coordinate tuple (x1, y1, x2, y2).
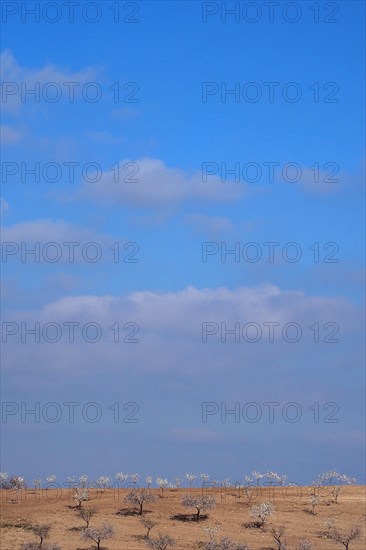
(130, 473, 140, 487)
(79, 474, 89, 487)
(46, 474, 56, 484)
(309, 495, 320, 514)
(116, 472, 128, 484)
(250, 501, 275, 527)
(251, 471, 264, 485)
(75, 487, 89, 509)
(33, 478, 42, 490)
(156, 477, 169, 497)
(265, 471, 287, 486)
(200, 473, 210, 484)
(185, 473, 197, 487)
(0, 472, 9, 488)
(173, 476, 182, 489)
(95, 476, 111, 492)
(315, 471, 356, 503)
(146, 476, 153, 488)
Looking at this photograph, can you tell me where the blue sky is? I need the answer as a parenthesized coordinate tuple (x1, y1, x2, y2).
(1, 1, 365, 486)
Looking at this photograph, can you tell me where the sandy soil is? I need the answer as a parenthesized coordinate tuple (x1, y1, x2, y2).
(1, 486, 365, 549)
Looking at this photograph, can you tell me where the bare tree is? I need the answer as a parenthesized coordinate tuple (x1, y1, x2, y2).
(325, 523, 361, 549)
(19, 524, 60, 550)
(125, 488, 157, 515)
(141, 517, 158, 538)
(249, 502, 274, 528)
(145, 533, 175, 550)
(81, 522, 115, 550)
(30, 524, 50, 547)
(79, 506, 96, 528)
(270, 525, 287, 549)
(181, 494, 216, 522)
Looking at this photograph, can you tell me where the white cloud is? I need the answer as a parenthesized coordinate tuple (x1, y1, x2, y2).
(0, 124, 23, 144)
(3, 285, 361, 382)
(1, 219, 106, 243)
(79, 157, 244, 207)
(185, 213, 234, 237)
(1, 197, 9, 214)
(1, 49, 98, 115)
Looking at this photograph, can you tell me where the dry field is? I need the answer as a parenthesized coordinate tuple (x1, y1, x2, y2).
(1, 486, 365, 550)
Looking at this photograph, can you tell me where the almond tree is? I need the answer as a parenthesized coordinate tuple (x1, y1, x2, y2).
(249, 502, 274, 528)
(298, 542, 316, 550)
(79, 506, 96, 528)
(125, 488, 157, 515)
(156, 477, 169, 497)
(95, 476, 111, 492)
(141, 517, 158, 538)
(204, 538, 250, 550)
(20, 524, 55, 549)
(315, 471, 356, 503)
(116, 472, 129, 485)
(81, 522, 115, 550)
(173, 476, 182, 489)
(130, 473, 140, 487)
(33, 478, 42, 490)
(325, 523, 361, 549)
(181, 494, 216, 522)
(201, 473, 210, 484)
(75, 487, 89, 509)
(185, 473, 197, 487)
(251, 471, 264, 485)
(0, 472, 9, 488)
(46, 475, 56, 484)
(145, 533, 175, 550)
(309, 495, 320, 514)
(270, 525, 287, 549)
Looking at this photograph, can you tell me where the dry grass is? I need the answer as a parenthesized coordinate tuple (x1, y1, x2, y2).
(1, 486, 365, 549)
